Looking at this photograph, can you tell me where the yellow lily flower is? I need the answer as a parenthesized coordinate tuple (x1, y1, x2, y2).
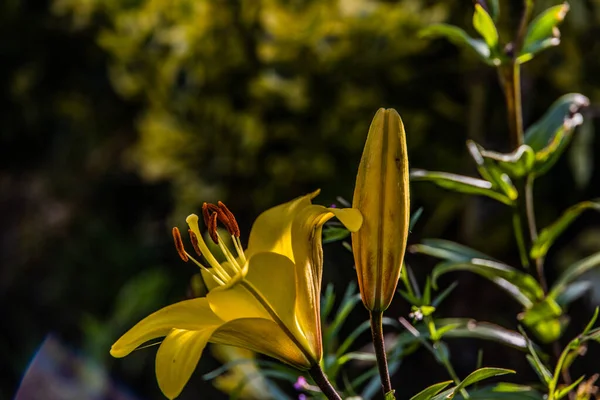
(352, 108, 410, 312)
(110, 191, 362, 399)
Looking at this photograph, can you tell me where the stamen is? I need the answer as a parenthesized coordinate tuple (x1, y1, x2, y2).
(218, 201, 241, 237)
(215, 230, 242, 273)
(172, 227, 189, 262)
(186, 214, 232, 282)
(202, 203, 219, 227)
(207, 212, 219, 244)
(188, 229, 202, 257)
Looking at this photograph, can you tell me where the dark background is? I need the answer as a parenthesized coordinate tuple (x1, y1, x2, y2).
(2, 0, 600, 399)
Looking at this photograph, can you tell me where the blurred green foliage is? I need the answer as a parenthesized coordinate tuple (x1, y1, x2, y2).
(2, 0, 600, 399)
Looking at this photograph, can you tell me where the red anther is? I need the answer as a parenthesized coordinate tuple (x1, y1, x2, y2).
(218, 201, 240, 237)
(207, 212, 219, 244)
(172, 227, 189, 262)
(202, 203, 219, 227)
(188, 229, 202, 257)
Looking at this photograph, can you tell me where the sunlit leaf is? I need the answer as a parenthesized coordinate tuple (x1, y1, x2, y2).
(518, 297, 566, 343)
(582, 307, 599, 336)
(531, 200, 600, 259)
(452, 368, 515, 396)
(410, 239, 495, 263)
(410, 381, 453, 400)
(438, 318, 528, 350)
(519, 3, 569, 62)
(520, 327, 552, 386)
(432, 259, 544, 308)
(549, 251, 600, 300)
(473, 4, 499, 50)
(384, 390, 397, 400)
(524, 94, 589, 175)
(419, 24, 493, 65)
(459, 383, 543, 399)
(467, 140, 518, 200)
(410, 169, 512, 204)
(480, 145, 535, 178)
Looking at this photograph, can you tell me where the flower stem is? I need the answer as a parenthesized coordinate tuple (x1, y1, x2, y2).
(370, 311, 393, 396)
(308, 364, 341, 400)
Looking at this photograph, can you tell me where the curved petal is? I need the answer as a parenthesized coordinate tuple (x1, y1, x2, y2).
(244, 252, 298, 330)
(156, 328, 216, 399)
(207, 282, 272, 322)
(110, 298, 223, 358)
(330, 208, 363, 232)
(289, 204, 359, 358)
(211, 318, 313, 370)
(246, 190, 320, 261)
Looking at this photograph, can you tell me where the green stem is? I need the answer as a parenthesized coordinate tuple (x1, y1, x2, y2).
(370, 311, 394, 397)
(512, 211, 530, 269)
(308, 364, 342, 400)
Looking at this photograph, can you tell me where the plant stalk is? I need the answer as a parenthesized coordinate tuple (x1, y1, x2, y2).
(308, 364, 342, 400)
(370, 311, 394, 397)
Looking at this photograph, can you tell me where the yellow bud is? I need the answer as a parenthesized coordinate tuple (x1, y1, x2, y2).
(352, 108, 410, 312)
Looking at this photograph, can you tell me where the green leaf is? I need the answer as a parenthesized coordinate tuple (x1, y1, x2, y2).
(460, 383, 543, 399)
(452, 368, 515, 395)
(438, 318, 528, 350)
(480, 145, 536, 178)
(385, 390, 397, 400)
(410, 169, 512, 205)
(524, 94, 589, 175)
(467, 141, 518, 200)
(582, 307, 599, 336)
(531, 200, 600, 259)
(525, 94, 589, 151)
(554, 375, 585, 400)
(410, 238, 495, 263)
(410, 381, 453, 400)
(554, 281, 591, 307)
(419, 24, 494, 65)
(518, 297, 566, 343)
(473, 4, 499, 50)
(487, 0, 500, 22)
(549, 251, 600, 299)
(520, 3, 570, 61)
(410, 207, 424, 231)
(432, 281, 459, 307)
(432, 259, 544, 308)
(323, 226, 350, 243)
(520, 327, 552, 386)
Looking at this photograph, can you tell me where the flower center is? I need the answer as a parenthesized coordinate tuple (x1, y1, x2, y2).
(172, 202, 247, 286)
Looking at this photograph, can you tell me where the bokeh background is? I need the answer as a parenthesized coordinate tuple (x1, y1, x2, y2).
(3, 0, 600, 399)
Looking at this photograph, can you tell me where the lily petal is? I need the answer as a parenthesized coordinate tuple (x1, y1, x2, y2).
(329, 208, 363, 232)
(110, 298, 223, 358)
(289, 204, 349, 359)
(156, 328, 216, 399)
(212, 318, 313, 370)
(207, 281, 272, 322)
(246, 190, 320, 261)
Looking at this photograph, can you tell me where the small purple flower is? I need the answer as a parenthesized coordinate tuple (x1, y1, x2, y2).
(298, 395, 307, 400)
(294, 376, 308, 390)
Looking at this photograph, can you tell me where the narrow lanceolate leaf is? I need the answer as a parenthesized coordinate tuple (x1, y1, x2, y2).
(410, 169, 512, 205)
(480, 144, 535, 178)
(410, 238, 495, 263)
(352, 108, 410, 312)
(549, 251, 600, 299)
(467, 141, 518, 201)
(531, 200, 600, 259)
(410, 381, 453, 400)
(419, 24, 493, 65)
(473, 4, 499, 51)
(524, 94, 589, 176)
(432, 259, 544, 308)
(452, 368, 515, 395)
(519, 3, 569, 63)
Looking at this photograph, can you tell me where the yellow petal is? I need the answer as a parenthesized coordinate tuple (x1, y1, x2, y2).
(155, 328, 216, 399)
(330, 207, 363, 232)
(212, 318, 313, 370)
(352, 108, 410, 312)
(207, 281, 272, 322)
(246, 190, 320, 261)
(244, 252, 299, 333)
(289, 204, 342, 360)
(110, 298, 223, 358)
